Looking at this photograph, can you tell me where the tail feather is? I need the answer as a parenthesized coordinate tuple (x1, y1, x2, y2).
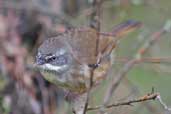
(99, 20, 142, 57)
(111, 20, 142, 38)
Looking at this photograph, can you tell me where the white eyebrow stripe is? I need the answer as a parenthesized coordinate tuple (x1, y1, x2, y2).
(45, 55, 56, 60)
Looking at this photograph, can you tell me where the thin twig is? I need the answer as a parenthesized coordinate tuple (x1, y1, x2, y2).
(136, 20, 171, 58)
(124, 78, 160, 113)
(83, 69, 94, 114)
(100, 20, 171, 113)
(83, 1, 103, 114)
(88, 93, 159, 111)
(115, 57, 171, 64)
(103, 59, 137, 106)
(156, 95, 171, 111)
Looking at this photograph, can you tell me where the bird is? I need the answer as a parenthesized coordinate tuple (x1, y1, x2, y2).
(35, 20, 142, 95)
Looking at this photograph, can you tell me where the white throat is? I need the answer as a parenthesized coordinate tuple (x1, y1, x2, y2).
(41, 63, 68, 73)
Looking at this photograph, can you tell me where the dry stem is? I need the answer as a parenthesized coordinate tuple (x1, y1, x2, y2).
(88, 93, 159, 111)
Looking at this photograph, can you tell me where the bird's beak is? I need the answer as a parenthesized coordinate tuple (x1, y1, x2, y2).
(35, 52, 47, 65)
(36, 58, 46, 65)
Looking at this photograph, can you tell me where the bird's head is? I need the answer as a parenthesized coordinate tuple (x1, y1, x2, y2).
(36, 37, 73, 75)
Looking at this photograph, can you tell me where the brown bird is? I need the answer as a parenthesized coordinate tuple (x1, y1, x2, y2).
(35, 20, 142, 94)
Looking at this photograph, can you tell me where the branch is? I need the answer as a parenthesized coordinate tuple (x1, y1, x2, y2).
(88, 93, 159, 111)
(90, 92, 171, 112)
(82, 1, 106, 114)
(115, 57, 171, 64)
(136, 20, 171, 58)
(103, 59, 137, 106)
(124, 78, 160, 113)
(89, 0, 102, 31)
(100, 20, 171, 113)
(156, 95, 171, 111)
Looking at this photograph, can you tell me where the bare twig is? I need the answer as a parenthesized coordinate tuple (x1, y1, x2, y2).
(103, 59, 137, 106)
(136, 20, 171, 59)
(115, 57, 171, 64)
(88, 93, 159, 111)
(89, 0, 102, 31)
(83, 0, 104, 114)
(100, 20, 171, 113)
(82, 69, 95, 114)
(124, 78, 160, 113)
(156, 95, 171, 111)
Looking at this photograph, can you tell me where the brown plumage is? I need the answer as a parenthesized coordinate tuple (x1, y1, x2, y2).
(36, 20, 142, 93)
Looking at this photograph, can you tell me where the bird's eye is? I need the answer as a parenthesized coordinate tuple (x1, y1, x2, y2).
(46, 54, 68, 66)
(51, 56, 56, 60)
